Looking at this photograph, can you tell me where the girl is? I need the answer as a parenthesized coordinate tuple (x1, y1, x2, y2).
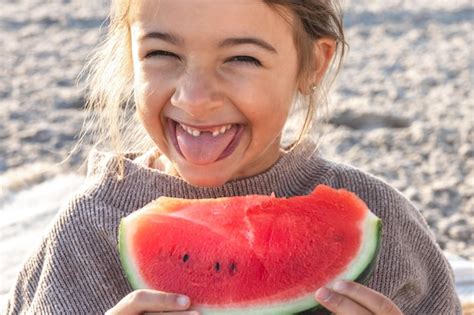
(5, 1, 461, 314)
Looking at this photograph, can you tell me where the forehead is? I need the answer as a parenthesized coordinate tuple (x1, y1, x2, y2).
(130, 0, 294, 47)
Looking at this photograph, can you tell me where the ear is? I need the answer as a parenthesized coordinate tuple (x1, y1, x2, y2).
(313, 38, 336, 83)
(299, 38, 336, 95)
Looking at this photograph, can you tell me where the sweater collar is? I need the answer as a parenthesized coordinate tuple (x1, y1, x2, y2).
(84, 139, 330, 211)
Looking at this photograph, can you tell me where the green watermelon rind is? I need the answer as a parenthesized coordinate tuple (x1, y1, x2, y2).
(119, 210, 382, 315)
(119, 220, 149, 290)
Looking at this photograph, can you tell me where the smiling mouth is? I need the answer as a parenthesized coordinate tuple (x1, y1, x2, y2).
(167, 118, 245, 165)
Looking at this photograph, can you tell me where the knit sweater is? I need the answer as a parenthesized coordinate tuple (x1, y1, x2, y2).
(4, 141, 461, 314)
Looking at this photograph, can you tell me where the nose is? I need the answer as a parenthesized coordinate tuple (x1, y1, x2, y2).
(171, 67, 223, 117)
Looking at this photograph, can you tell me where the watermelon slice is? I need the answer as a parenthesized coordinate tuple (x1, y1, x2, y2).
(118, 185, 382, 315)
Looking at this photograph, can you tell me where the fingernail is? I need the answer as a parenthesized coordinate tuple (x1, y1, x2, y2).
(333, 280, 349, 292)
(315, 287, 332, 302)
(177, 295, 189, 306)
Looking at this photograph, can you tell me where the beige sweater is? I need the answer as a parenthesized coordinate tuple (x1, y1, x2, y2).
(4, 141, 461, 314)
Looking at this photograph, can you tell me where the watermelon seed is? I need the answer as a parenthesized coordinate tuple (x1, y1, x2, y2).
(182, 253, 189, 262)
(229, 262, 237, 275)
(214, 262, 220, 272)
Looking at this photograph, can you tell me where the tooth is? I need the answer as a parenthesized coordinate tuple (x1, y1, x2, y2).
(182, 125, 191, 134)
(219, 126, 226, 133)
(182, 124, 196, 136)
(225, 124, 232, 131)
(192, 129, 200, 136)
(212, 130, 219, 137)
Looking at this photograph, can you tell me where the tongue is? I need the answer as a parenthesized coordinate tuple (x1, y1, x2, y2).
(176, 124, 237, 165)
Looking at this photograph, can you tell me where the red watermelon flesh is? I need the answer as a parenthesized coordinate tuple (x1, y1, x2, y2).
(119, 185, 382, 315)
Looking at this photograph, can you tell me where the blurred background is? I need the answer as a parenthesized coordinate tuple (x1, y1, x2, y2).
(0, 0, 472, 310)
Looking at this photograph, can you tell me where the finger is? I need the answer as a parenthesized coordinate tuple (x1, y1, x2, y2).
(109, 290, 190, 314)
(331, 281, 402, 314)
(315, 287, 372, 315)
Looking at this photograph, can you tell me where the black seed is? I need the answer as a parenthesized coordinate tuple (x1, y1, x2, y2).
(182, 254, 189, 262)
(214, 262, 220, 272)
(229, 262, 237, 275)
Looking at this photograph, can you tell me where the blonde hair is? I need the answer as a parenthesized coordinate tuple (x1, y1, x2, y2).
(79, 0, 346, 176)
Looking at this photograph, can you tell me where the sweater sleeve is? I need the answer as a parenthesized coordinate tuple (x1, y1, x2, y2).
(355, 180, 461, 314)
(322, 165, 462, 315)
(3, 197, 131, 314)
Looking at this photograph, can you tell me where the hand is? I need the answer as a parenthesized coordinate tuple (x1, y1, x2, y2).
(105, 289, 199, 315)
(315, 280, 402, 315)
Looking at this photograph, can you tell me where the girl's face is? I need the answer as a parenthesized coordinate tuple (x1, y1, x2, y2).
(131, 0, 300, 187)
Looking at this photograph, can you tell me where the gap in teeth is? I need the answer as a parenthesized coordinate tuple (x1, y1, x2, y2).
(179, 123, 233, 137)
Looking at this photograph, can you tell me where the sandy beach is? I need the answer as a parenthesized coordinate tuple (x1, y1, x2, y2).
(1, 0, 472, 310)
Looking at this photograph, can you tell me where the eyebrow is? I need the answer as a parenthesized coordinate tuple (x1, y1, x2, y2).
(141, 31, 278, 54)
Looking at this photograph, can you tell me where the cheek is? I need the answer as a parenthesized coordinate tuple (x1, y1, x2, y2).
(233, 74, 295, 140)
(134, 66, 171, 115)
(135, 83, 153, 119)
(134, 63, 172, 113)
(245, 93, 292, 141)
(134, 80, 167, 142)
(248, 79, 294, 124)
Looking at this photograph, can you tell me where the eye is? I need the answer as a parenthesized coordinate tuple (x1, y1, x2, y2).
(144, 50, 179, 59)
(227, 55, 262, 67)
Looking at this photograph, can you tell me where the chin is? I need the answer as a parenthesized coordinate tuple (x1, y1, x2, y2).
(177, 167, 234, 188)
